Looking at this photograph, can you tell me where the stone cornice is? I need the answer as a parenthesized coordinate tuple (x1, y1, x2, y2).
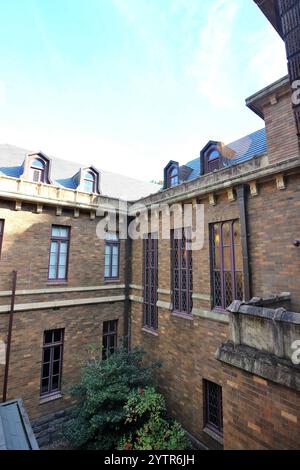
(130, 155, 300, 211)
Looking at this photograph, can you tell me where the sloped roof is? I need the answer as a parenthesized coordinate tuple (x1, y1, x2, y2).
(184, 128, 267, 181)
(0, 399, 39, 450)
(0, 144, 160, 201)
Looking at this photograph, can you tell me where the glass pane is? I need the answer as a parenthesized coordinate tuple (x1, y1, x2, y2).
(53, 345, 61, 360)
(222, 223, 231, 246)
(44, 331, 53, 344)
(105, 245, 111, 256)
(112, 254, 118, 266)
(32, 158, 44, 169)
(43, 348, 51, 362)
(223, 246, 231, 270)
(104, 265, 110, 278)
(52, 226, 68, 238)
(234, 244, 243, 271)
(112, 266, 118, 277)
(54, 330, 62, 343)
(41, 378, 49, 394)
(213, 225, 221, 269)
(53, 361, 60, 375)
(42, 363, 50, 378)
(50, 241, 58, 253)
(84, 180, 94, 193)
(103, 322, 109, 334)
(60, 241, 68, 254)
(105, 233, 118, 241)
(50, 253, 57, 266)
(58, 265, 66, 279)
(105, 253, 111, 266)
(58, 253, 67, 267)
(112, 245, 118, 256)
(48, 266, 57, 279)
(51, 375, 59, 390)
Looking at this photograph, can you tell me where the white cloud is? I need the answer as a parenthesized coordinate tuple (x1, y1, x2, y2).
(247, 26, 287, 86)
(188, 0, 240, 109)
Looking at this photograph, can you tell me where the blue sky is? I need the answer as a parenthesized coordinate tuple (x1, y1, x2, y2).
(0, 0, 287, 182)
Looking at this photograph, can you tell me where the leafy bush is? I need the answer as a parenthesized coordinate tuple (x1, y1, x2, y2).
(64, 346, 158, 450)
(118, 387, 189, 450)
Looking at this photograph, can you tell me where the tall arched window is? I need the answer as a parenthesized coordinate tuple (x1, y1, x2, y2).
(83, 171, 96, 193)
(169, 166, 179, 187)
(30, 158, 46, 183)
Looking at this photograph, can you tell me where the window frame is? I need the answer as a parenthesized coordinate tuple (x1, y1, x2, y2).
(210, 220, 243, 312)
(203, 379, 223, 437)
(83, 171, 96, 193)
(40, 329, 64, 398)
(102, 320, 118, 360)
(143, 233, 158, 331)
(171, 228, 193, 316)
(104, 234, 120, 281)
(168, 165, 179, 187)
(48, 225, 71, 283)
(30, 157, 46, 183)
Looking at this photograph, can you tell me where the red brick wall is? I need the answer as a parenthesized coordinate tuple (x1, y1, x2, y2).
(222, 364, 300, 450)
(263, 89, 299, 165)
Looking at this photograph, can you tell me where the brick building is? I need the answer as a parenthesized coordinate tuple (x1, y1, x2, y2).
(0, 0, 300, 450)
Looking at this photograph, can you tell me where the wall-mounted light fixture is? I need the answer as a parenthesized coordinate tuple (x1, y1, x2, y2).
(293, 240, 300, 247)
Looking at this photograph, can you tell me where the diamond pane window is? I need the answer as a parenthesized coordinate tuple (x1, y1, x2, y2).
(204, 379, 223, 436)
(211, 220, 243, 310)
(171, 228, 193, 315)
(143, 234, 158, 330)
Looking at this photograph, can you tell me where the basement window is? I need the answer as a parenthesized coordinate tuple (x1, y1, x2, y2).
(102, 320, 118, 360)
(203, 379, 223, 437)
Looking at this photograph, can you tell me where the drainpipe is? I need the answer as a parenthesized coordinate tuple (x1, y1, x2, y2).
(2, 270, 17, 403)
(236, 186, 251, 302)
(123, 220, 132, 351)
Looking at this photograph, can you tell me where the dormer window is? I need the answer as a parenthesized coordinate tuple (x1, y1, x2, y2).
(30, 158, 46, 183)
(83, 171, 96, 193)
(169, 166, 179, 187)
(164, 161, 179, 189)
(200, 142, 225, 176)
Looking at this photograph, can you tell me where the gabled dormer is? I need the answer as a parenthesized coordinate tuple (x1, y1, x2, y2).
(76, 166, 101, 194)
(21, 152, 52, 184)
(163, 161, 179, 189)
(200, 141, 233, 176)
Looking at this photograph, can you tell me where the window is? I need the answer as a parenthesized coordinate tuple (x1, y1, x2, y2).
(41, 329, 64, 397)
(104, 233, 119, 280)
(0, 220, 4, 259)
(48, 226, 70, 281)
(102, 320, 118, 359)
(206, 148, 220, 173)
(143, 234, 158, 330)
(169, 166, 179, 187)
(211, 220, 243, 310)
(203, 380, 223, 436)
(83, 171, 96, 193)
(172, 228, 193, 315)
(30, 158, 46, 183)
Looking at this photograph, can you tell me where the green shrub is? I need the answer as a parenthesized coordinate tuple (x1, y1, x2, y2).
(118, 387, 189, 450)
(63, 346, 159, 450)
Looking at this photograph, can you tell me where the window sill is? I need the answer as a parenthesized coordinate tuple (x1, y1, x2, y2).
(171, 311, 193, 321)
(104, 279, 120, 284)
(39, 392, 63, 405)
(47, 281, 68, 286)
(141, 327, 159, 337)
(203, 426, 224, 446)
